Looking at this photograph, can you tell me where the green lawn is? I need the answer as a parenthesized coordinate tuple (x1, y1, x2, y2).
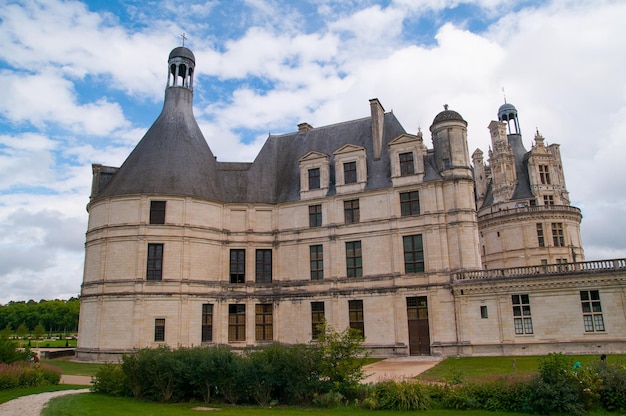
(417, 354, 626, 383)
(41, 357, 105, 376)
(42, 393, 532, 416)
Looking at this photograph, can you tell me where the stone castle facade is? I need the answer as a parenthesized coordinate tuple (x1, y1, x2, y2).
(76, 47, 626, 361)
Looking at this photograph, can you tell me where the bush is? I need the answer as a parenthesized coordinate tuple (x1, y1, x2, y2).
(591, 360, 626, 412)
(92, 363, 129, 396)
(0, 362, 60, 390)
(371, 380, 431, 410)
(524, 353, 595, 416)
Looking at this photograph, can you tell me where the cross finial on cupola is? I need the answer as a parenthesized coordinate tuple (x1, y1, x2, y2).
(181, 33, 187, 47)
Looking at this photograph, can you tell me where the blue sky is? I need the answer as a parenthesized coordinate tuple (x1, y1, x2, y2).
(1, 0, 625, 304)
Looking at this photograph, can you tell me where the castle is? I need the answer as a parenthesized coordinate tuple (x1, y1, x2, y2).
(76, 47, 626, 361)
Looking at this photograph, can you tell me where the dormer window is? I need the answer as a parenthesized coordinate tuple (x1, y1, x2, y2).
(308, 168, 321, 189)
(344, 162, 357, 184)
(399, 152, 415, 176)
(334, 144, 367, 194)
(299, 151, 330, 200)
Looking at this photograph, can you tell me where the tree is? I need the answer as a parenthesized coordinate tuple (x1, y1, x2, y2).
(33, 322, 46, 348)
(316, 323, 368, 396)
(16, 322, 28, 347)
(0, 324, 11, 340)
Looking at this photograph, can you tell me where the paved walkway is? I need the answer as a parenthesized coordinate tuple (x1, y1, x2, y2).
(362, 356, 442, 383)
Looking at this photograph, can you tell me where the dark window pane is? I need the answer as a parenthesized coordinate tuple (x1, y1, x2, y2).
(150, 201, 166, 224)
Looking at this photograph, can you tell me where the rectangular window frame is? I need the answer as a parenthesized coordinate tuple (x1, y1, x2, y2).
(344, 199, 360, 224)
(345, 241, 362, 278)
(255, 304, 273, 341)
(552, 222, 565, 247)
(512, 294, 533, 335)
(154, 318, 165, 342)
(580, 290, 605, 332)
(228, 304, 246, 342)
(311, 302, 325, 340)
(147, 243, 164, 281)
(399, 152, 415, 176)
(229, 249, 245, 283)
(149, 201, 166, 224)
(539, 165, 551, 185)
(400, 191, 421, 216)
(348, 299, 364, 337)
(536, 223, 545, 247)
(480, 305, 488, 319)
(308, 167, 321, 190)
(403, 234, 425, 273)
(310, 244, 324, 280)
(344, 161, 357, 184)
(309, 204, 322, 227)
(255, 249, 272, 283)
(201, 304, 213, 342)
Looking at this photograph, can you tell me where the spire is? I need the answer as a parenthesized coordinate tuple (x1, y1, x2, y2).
(95, 47, 223, 201)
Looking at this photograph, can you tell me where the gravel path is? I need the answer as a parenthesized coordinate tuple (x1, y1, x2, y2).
(0, 389, 89, 416)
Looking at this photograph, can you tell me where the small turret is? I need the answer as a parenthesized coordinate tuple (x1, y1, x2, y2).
(429, 105, 471, 177)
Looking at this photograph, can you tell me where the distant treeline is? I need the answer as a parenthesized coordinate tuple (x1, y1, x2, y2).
(0, 298, 79, 335)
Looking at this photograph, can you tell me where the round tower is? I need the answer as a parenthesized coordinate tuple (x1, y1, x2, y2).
(498, 102, 520, 135)
(429, 105, 471, 177)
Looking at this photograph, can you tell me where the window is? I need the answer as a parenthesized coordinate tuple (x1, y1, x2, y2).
(580, 290, 605, 332)
(344, 161, 357, 184)
(310, 245, 324, 280)
(150, 201, 166, 224)
(147, 243, 164, 280)
(230, 249, 245, 283)
(255, 304, 273, 341)
(400, 191, 420, 216)
(539, 165, 551, 184)
(399, 152, 415, 176)
(308, 168, 320, 189)
(403, 235, 425, 273)
(348, 300, 364, 337)
(552, 223, 565, 247)
(228, 304, 246, 341)
(255, 249, 272, 283)
(480, 306, 488, 319)
(512, 294, 533, 335)
(556, 258, 569, 272)
(536, 223, 545, 247)
(346, 241, 362, 278)
(443, 158, 451, 169)
(309, 204, 322, 227)
(311, 302, 325, 340)
(543, 195, 554, 205)
(154, 318, 165, 342)
(202, 304, 213, 342)
(344, 199, 360, 224)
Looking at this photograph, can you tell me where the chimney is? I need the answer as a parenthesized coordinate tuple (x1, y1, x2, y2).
(369, 98, 384, 160)
(298, 122, 313, 133)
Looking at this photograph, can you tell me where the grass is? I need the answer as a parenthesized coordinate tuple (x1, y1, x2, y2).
(41, 357, 105, 376)
(417, 354, 626, 383)
(42, 393, 531, 416)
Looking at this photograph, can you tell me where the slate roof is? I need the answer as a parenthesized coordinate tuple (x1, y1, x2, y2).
(218, 113, 411, 204)
(96, 87, 223, 201)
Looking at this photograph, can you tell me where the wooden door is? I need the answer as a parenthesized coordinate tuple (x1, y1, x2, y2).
(407, 296, 431, 355)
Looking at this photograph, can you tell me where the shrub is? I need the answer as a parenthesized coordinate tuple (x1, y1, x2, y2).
(0, 362, 60, 390)
(312, 390, 345, 407)
(92, 363, 129, 396)
(591, 360, 626, 412)
(524, 353, 594, 416)
(371, 380, 431, 411)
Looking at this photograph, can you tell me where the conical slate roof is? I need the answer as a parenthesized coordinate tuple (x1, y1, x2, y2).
(96, 85, 223, 201)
